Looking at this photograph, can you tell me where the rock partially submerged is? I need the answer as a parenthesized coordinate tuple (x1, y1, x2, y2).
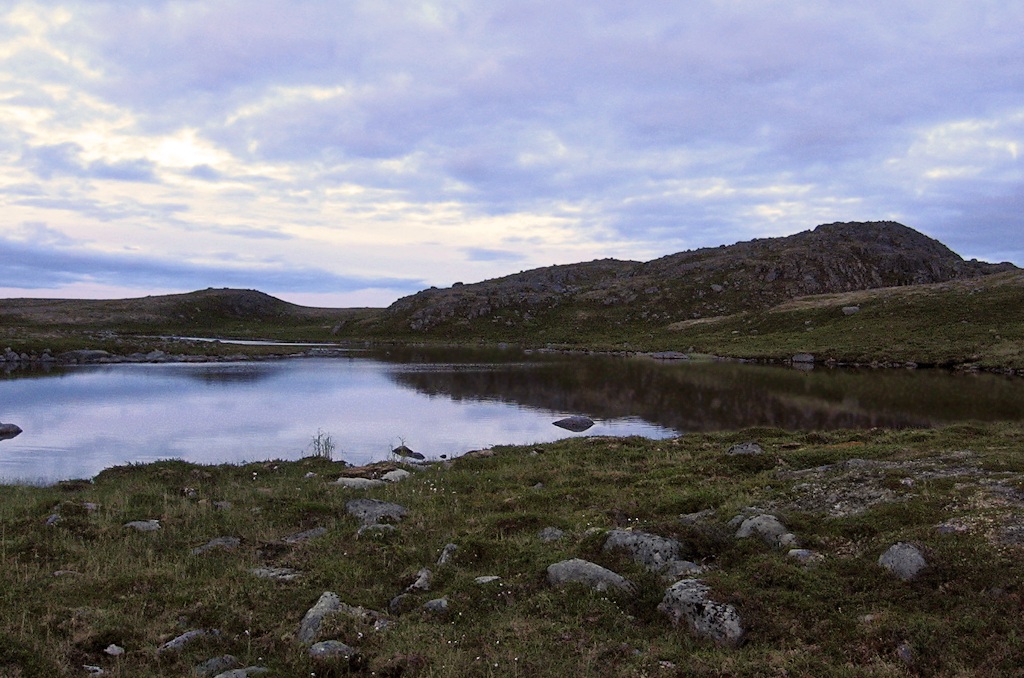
(552, 415, 595, 432)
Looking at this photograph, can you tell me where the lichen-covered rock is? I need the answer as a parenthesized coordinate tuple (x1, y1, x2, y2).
(537, 527, 565, 543)
(546, 558, 635, 594)
(345, 498, 407, 526)
(658, 579, 744, 647)
(308, 640, 357, 662)
(603, 529, 691, 575)
(333, 477, 386, 489)
(727, 441, 764, 455)
(878, 542, 927, 581)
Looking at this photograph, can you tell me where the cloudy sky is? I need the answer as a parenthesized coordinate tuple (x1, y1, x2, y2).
(1, 2, 1022, 307)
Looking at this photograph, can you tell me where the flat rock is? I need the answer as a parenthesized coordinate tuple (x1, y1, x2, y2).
(298, 592, 341, 644)
(194, 655, 239, 677)
(346, 498, 407, 526)
(727, 441, 764, 455)
(546, 558, 635, 595)
(658, 579, 745, 647)
(158, 628, 217, 654)
(249, 567, 302, 581)
(552, 415, 595, 432)
(308, 640, 358, 663)
(125, 519, 161, 532)
(191, 536, 240, 555)
(475, 575, 502, 585)
(357, 523, 397, 538)
(537, 526, 565, 543)
(333, 477, 387, 489)
(281, 526, 328, 544)
(212, 668, 270, 678)
(424, 597, 449, 614)
(878, 542, 927, 581)
(382, 469, 412, 482)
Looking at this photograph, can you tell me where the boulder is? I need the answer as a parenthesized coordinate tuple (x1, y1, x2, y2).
(346, 498, 407, 526)
(658, 579, 745, 647)
(212, 668, 270, 678)
(0, 423, 22, 440)
(392, 445, 425, 460)
(249, 567, 302, 581)
(735, 514, 797, 549)
(308, 640, 358, 663)
(552, 415, 595, 432)
(158, 628, 217, 653)
(791, 353, 815, 364)
(727, 441, 764, 455)
(842, 305, 861, 316)
(878, 542, 927, 581)
(333, 477, 386, 489)
(436, 543, 458, 565)
(382, 469, 412, 482)
(537, 527, 565, 543)
(546, 558, 635, 595)
(193, 655, 239, 677)
(298, 592, 341, 644)
(603, 529, 690, 575)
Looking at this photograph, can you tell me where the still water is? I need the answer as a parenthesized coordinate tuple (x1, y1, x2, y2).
(2, 346, 1023, 484)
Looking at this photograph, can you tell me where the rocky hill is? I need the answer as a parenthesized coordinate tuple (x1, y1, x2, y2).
(380, 221, 1014, 335)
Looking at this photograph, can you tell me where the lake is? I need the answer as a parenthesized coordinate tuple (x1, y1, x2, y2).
(2, 346, 1024, 484)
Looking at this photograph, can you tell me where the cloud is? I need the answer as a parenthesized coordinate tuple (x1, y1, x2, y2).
(0, 231, 425, 295)
(21, 143, 159, 182)
(0, 0, 1021, 307)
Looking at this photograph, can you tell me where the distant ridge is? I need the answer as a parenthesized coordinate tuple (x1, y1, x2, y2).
(381, 221, 1015, 333)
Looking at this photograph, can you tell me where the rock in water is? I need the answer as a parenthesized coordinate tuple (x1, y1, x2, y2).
(392, 445, 425, 460)
(552, 415, 595, 432)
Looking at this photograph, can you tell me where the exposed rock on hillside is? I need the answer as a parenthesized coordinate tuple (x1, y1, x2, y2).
(383, 222, 1014, 332)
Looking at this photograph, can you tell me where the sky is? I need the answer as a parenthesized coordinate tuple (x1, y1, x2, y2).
(1, 2, 1022, 308)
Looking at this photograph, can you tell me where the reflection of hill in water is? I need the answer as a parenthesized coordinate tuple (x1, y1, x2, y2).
(386, 355, 1024, 432)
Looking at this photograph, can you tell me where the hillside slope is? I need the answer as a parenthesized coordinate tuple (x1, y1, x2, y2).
(376, 222, 1013, 338)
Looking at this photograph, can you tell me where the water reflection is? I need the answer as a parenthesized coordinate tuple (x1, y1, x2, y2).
(1, 350, 1023, 485)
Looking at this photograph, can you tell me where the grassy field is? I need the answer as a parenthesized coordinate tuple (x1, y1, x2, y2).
(3, 424, 1024, 676)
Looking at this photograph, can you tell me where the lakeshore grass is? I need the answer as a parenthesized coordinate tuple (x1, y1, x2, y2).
(3, 424, 1024, 676)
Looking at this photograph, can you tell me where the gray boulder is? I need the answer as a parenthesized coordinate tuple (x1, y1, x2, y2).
(333, 477, 386, 489)
(546, 558, 635, 594)
(842, 305, 861, 316)
(249, 567, 302, 581)
(308, 640, 357, 663)
(792, 353, 815, 364)
(193, 655, 239, 677)
(212, 668, 270, 678)
(658, 579, 745, 647)
(158, 628, 217, 653)
(552, 415, 595, 432)
(537, 527, 565, 543)
(392, 445, 425, 460)
(878, 542, 927, 581)
(0, 422, 22, 440)
(603, 529, 691, 575)
(727, 441, 764, 455)
(346, 498, 407, 526)
(735, 514, 797, 549)
(436, 543, 458, 565)
(298, 592, 341, 644)
(382, 469, 412, 482)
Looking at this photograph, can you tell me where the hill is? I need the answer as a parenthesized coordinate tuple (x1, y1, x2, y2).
(375, 221, 1013, 338)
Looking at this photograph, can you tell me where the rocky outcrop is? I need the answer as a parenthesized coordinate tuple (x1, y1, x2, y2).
(381, 221, 1016, 332)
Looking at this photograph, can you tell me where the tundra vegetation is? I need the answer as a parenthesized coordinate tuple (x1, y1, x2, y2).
(3, 424, 1024, 676)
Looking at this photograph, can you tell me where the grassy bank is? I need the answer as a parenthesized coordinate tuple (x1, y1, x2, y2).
(3, 424, 1024, 676)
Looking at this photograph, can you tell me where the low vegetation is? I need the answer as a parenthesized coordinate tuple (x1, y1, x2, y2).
(4, 424, 1024, 676)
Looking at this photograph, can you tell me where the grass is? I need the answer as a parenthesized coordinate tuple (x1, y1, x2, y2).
(3, 424, 1024, 675)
